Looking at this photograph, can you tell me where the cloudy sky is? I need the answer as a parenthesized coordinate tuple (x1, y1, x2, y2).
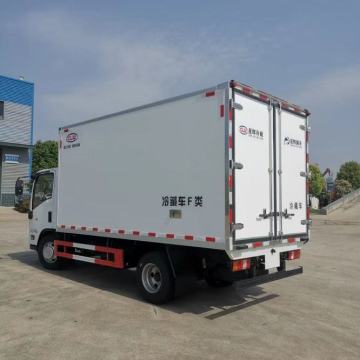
(1, 0, 359, 172)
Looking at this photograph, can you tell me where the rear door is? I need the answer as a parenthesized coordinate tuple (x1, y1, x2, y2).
(233, 92, 273, 240)
(276, 109, 307, 236)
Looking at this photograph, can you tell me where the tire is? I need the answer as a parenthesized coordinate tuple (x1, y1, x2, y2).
(37, 233, 63, 270)
(136, 251, 175, 304)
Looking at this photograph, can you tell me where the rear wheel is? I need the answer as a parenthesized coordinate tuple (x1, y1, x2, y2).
(37, 234, 63, 270)
(136, 251, 175, 304)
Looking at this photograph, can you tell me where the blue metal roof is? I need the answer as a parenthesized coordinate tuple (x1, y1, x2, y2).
(0, 75, 34, 106)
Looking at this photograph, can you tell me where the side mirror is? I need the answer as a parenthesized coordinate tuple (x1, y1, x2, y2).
(28, 210, 33, 220)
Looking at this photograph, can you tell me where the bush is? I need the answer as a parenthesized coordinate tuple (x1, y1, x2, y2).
(334, 179, 352, 199)
(309, 164, 326, 198)
(337, 161, 360, 190)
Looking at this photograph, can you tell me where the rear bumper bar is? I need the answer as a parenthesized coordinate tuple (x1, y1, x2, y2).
(236, 266, 303, 289)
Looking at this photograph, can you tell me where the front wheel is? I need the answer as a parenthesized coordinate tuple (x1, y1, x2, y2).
(37, 234, 63, 270)
(136, 251, 175, 304)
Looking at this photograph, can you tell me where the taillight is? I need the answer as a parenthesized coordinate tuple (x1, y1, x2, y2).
(287, 250, 301, 260)
(232, 258, 251, 272)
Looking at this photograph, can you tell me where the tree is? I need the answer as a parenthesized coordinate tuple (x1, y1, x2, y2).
(337, 161, 360, 190)
(32, 140, 58, 176)
(334, 179, 352, 199)
(309, 164, 325, 198)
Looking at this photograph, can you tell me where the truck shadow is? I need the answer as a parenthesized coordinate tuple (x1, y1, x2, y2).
(8, 250, 279, 319)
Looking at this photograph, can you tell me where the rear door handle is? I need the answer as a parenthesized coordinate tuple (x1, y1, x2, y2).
(259, 209, 279, 219)
(282, 209, 294, 219)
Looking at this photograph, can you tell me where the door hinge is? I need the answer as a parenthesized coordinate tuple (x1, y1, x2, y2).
(300, 171, 309, 178)
(301, 219, 313, 225)
(232, 223, 244, 232)
(229, 99, 243, 111)
(230, 160, 244, 170)
(300, 124, 311, 132)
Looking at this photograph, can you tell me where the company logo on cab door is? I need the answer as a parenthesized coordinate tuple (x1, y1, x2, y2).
(239, 126, 248, 135)
(66, 133, 78, 143)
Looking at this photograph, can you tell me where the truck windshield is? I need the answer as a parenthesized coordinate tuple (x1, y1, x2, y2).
(32, 173, 54, 209)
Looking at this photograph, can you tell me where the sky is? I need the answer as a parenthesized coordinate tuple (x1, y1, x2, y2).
(0, 0, 359, 172)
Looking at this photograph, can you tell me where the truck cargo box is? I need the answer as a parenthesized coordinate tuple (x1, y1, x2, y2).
(57, 80, 310, 253)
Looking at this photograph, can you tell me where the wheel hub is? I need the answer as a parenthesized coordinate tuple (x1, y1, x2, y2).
(142, 263, 162, 294)
(43, 241, 57, 263)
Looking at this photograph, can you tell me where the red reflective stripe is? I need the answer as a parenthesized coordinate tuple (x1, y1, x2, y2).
(288, 237, 296, 244)
(242, 86, 252, 95)
(184, 235, 193, 240)
(259, 93, 269, 101)
(63, 128, 69, 132)
(229, 175, 233, 190)
(104, 228, 111, 233)
(133, 231, 140, 236)
(253, 242, 263, 248)
(70, 225, 76, 230)
(118, 229, 125, 234)
(282, 102, 289, 109)
(166, 234, 175, 239)
(92, 227, 98, 232)
(206, 237, 215, 242)
(307, 207, 311, 220)
(229, 207, 233, 224)
(148, 232, 156, 237)
(60, 225, 66, 229)
(54, 240, 73, 247)
(205, 91, 215, 97)
(220, 104, 224, 117)
(228, 136, 233, 148)
(81, 226, 86, 231)
(94, 246, 124, 269)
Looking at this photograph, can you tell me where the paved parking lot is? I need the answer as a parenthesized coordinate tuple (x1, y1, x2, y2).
(1, 203, 360, 360)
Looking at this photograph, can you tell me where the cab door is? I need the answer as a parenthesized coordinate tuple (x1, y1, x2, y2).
(29, 170, 56, 245)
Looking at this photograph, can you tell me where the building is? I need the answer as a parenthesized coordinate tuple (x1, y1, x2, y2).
(0, 75, 34, 206)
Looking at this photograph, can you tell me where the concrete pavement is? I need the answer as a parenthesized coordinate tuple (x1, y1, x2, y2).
(0, 205, 359, 360)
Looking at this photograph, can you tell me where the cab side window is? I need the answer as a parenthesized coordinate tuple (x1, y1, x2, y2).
(32, 173, 54, 209)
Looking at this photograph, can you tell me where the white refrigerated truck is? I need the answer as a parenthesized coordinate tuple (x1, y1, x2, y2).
(29, 80, 311, 303)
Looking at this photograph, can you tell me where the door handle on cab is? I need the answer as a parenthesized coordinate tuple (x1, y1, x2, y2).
(28, 210, 33, 220)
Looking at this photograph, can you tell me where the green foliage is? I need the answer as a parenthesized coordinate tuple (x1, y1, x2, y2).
(309, 164, 325, 198)
(32, 140, 58, 176)
(334, 179, 352, 199)
(318, 191, 330, 208)
(337, 161, 360, 189)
